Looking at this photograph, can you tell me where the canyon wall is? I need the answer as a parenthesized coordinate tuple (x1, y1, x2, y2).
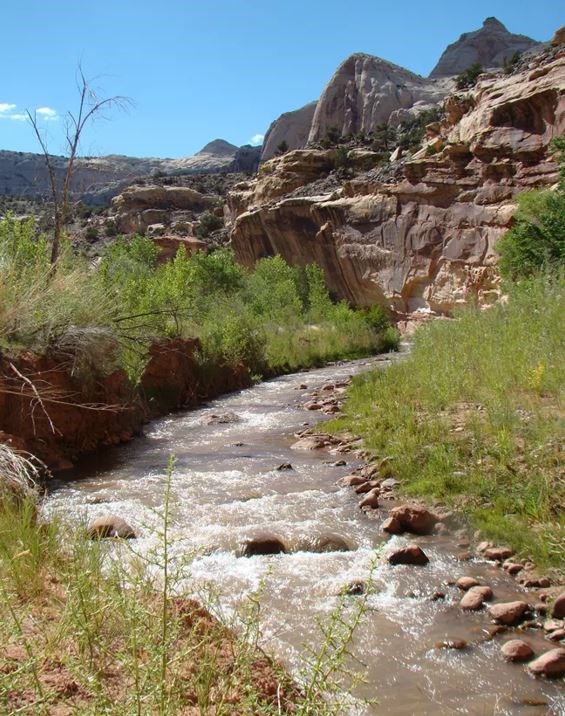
(228, 46, 564, 319)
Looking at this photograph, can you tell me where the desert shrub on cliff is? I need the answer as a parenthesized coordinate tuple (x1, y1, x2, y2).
(497, 138, 565, 279)
(455, 62, 483, 89)
(195, 210, 223, 239)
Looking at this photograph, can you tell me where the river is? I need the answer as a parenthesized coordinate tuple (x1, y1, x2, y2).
(44, 355, 565, 715)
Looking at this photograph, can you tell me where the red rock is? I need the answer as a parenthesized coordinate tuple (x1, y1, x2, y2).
(456, 576, 481, 591)
(390, 504, 438, 534)
(460, 586, 494, 610)
(521, 577, 551, 588)
(484, 546, 514, 561)
(477, 541, 493, 553)
(382, 516, 403, 534)
(501, 639, 534, 662)
(503, 562, 524, 575)
(388, 544, 429, 566)
(543, 619, 563, 633)
(548, 629, 565, 642)
(528, 648, 565, 678)
(291, 437, 325, 450)
(340, 474, 366, 487)
(552, 593, 565, 619)
(354, 480, 380, 495)
(435, 639, 467, 650)
(304, 401, 322, 411)
(88, 515, 137, 539)
(359, 489, 379, 509)
(488, 601, 529, 625)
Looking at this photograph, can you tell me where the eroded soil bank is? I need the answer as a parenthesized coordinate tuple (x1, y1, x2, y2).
(44, 355, 565, 715)
(0, 338, 251, 471)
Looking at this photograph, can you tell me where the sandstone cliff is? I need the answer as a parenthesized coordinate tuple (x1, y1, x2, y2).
(228, 45, 564, 319)
(429, 17, 540, 78)
(307, 54, 449, 144)
(261, 102, 318, 160)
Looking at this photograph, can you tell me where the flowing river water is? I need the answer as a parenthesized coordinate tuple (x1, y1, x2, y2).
(44, 355, 564, 715)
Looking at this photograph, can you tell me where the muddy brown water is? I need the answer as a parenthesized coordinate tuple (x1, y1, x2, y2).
(44, 355, 565, 715)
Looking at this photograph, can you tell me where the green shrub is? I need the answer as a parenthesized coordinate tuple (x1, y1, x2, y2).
(195, 211, 223, 239)
(497, 138, 565, 279)
(0, 220, 397, 382)
(455, 63, 483, 89)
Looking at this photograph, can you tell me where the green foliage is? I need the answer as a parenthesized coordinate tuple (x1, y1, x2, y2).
(325, 126, 342, 145)
(195, 210, 223, 239)
(397, 107, 442, 151)
(0, 219, 396, 382)
(503, 51, 521, 74)
(497, 139, 565, 279)
(333, 146, 351, 172)
(329, 275, 565, 567)
(455, 62, 483, 89)
(276, 140, 289, 155)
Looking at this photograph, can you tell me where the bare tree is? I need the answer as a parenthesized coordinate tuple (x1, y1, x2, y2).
(27, 66, 130, 264)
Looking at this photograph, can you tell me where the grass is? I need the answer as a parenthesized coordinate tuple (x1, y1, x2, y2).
(328, 275, 565, 569)
(0, 453, 374, 715)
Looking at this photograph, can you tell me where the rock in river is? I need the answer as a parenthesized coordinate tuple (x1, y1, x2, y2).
(388, 544, 430, 566)
(88, 515, 137, 539)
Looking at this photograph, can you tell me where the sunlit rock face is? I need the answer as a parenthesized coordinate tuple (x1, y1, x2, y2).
(229, 46, 564, 318)
(429, 17, 540, 79)
(307, 53, 449, 144)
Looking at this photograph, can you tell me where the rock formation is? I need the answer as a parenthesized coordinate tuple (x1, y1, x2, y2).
(429, 17, 540, 78)
(307, 54, 449, 144)
(228, 45, 564, 319)
(261, 102, 318, 160)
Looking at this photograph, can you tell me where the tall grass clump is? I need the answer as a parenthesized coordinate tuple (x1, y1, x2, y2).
(329, 275, 565, 567)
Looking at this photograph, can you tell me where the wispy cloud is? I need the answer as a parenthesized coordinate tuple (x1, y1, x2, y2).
(36, 106, 58, 121)
(0, 103, 28, 121)
(249, 133, 264, 146)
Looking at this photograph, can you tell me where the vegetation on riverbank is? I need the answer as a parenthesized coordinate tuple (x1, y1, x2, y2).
(328, 275, 565, 568)
(0, 216, 397, 383)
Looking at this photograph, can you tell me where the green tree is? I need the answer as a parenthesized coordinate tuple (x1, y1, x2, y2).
(497, 138, 565, 279)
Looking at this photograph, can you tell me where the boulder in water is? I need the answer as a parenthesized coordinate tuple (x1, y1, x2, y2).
(528, 648, 565, 678)
(387, 544, 429, 566)
(501, 639, 534, 662)
(88, 515, 137, 539)
(488, 601, 530, 625)
(241, 533, 287, 557)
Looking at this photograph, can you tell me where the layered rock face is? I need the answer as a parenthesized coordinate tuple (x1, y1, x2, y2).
(228, 48, 564, 318)
(307, 54, 449, 143)
(429, 17, 540, 78)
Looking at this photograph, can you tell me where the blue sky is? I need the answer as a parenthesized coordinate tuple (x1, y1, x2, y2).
(0, 1, 562, 158)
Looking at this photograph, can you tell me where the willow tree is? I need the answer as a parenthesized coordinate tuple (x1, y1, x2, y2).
(27, 67, 130, 264)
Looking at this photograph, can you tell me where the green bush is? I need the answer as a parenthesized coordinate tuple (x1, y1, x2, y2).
(497, 138, 565, 279)
(455, 63, 483, 89)
(195, 211, 223, 239)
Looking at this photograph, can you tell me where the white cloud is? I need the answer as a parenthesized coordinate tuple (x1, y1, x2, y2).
(8, 113, 28, 121)
(249, 133, 264, 146)
(36, 106, 58, 121)
(0, 103, 17, 113)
